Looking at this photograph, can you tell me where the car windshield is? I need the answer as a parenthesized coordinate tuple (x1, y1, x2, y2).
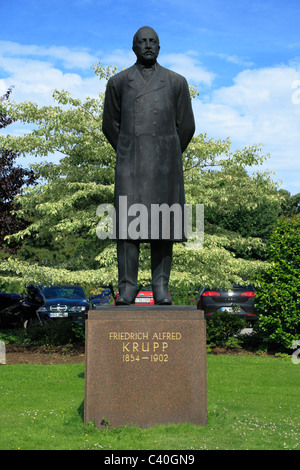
(43, 286, 86, 299)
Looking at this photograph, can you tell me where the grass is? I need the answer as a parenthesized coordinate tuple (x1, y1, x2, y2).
(0, 355, 299, 450)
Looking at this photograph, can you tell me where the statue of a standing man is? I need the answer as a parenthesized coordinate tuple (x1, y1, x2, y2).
(102, 26, 195, 305)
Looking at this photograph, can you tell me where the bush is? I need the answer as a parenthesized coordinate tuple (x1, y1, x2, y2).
(0, 320, 85, 346)
(28, 320, 85, 345)
(206, 311, 246, 348)
(254, 216, 300, 351)
(171, 288, 199, 305)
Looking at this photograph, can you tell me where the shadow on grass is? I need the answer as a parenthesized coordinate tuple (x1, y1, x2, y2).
(78, 400, 84, 421)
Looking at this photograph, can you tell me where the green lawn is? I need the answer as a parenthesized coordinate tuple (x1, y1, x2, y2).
(0, 355, 299, 450)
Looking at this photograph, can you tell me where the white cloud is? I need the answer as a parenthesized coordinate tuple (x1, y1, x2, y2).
(0, 41, 99, 70)
(193, 64, 300, 192)
(194, 64, 300, 143)
(206, 52, 254, 67)
(102, 49, 136, 69)
(160, 52, 215, 85)
(0, 41, 104, 106)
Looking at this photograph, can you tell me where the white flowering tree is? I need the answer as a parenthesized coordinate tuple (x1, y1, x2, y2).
(0, 63, 282, 297)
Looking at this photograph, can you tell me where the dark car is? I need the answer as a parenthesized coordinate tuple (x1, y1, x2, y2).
(197, 284, 257, 323)
(0, 285, 45, 329)
(89, 286, 113, 308)
(37, 285, 90, 323)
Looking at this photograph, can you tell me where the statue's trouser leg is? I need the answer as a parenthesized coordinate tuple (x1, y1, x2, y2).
(116, 240, 139, 304)
(151, 240, 173, 305)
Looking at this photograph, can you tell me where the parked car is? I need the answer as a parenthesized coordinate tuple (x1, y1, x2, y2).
(0, 285, 45, 329)
(134, 285, 155, 305)
(197, 284, 257, 323)
(89, 286, 114, 307)
(37, 285, 90, 323)
(113, 285, 172, 305)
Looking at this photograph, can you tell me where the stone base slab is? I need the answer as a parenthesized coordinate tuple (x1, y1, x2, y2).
(84, 306, 207, 428)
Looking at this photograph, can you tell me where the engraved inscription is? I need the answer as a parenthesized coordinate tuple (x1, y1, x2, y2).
(109, 331, 182, 364)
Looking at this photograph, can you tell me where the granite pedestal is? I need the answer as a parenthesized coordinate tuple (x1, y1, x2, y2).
(84, 305, 206, 428)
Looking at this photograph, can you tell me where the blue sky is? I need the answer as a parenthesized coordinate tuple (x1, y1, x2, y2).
(1, 0, 300, 195)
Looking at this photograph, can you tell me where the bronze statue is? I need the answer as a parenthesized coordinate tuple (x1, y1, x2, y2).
(102, 26, 195, 305)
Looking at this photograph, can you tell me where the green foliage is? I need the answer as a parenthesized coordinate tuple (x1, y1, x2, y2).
(255, 217, 300, 350)
(206, 312, 247, 348)
(0, 67, 115, 255)
(0, 257, 114, 293)
(185, 139, 281, 241)
(27, 320, 85, 346)
(278, 189, 300, 217)
(0, 321, 85, 346)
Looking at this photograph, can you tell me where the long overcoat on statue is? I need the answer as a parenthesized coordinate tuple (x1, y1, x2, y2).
(102, 63, 195, 241)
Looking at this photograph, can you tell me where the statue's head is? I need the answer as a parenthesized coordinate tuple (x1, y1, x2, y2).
(133, 26, 160, 66)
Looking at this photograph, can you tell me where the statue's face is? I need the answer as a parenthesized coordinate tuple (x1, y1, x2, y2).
(133, 27, 160, 65)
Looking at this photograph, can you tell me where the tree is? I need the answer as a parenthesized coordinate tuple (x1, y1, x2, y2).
(0, 88, 37, 254)
(254, 217, 300, 351)
(278, 189, 300, 217)
(0, 64, 282, 293)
